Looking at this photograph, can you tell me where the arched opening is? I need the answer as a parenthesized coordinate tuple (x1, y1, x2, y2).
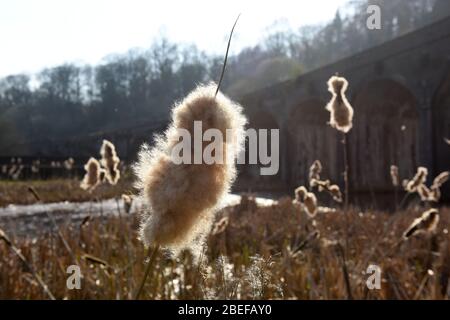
(236, 110, 283, 192)
(286, 98, 337, 188)
(351, 79, 419, 192)
(432, 71, 450, 200)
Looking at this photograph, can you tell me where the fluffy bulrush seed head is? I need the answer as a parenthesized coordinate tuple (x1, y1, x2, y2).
(403, 208, 439, 239)
(417, 184, 433, 202)
(432, 171, 449, 189)
(133, 83, 247, 252)
(294, 186, 308, 204)
(328, 184, 343, 203)
(80, 157, 103, 192)
(325, 75, 354, 133)
(31, 160, 40, 173)
(313, 179, 330, 192)
(405, 166, 428, 193)
(64, 157, 75, 171)
(307, 160, 342, 203)
(293, 186, 318, 217)
(390, 165, 399, 187)
(413, 171, 449, 202)
(430, 171, 450, 201)
(100, 140, 120, 185)
(303, 192, 318, 217)
(309, 160, 322, 187)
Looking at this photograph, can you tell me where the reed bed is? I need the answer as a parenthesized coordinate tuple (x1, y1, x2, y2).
(1, 195, 448, 300)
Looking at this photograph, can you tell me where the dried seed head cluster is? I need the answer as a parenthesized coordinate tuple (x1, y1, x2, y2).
(308, 160, 342, 203)
(328, 184, 343, 203)
(80, 157, 103, 192)
(100, 140, 121, 185)
(404, 168, 449, 202)
(294, 186, 308, 204)
(79, 140, 121, 192)
(432, 171, 449, 189)
(405, 167, 428, 193)
(293, 186, 318, 217)
(325, 75, 354, 133)
(133, 83, 247, 252)
(309, 160, 322, 187)
(417, 184, 432, 202)
(303, 192, 318, 217)
(390, 165, 399, 187)
(64, 157, 75, 171)
(31, 160, 40, 173)
(403, 208, 440, 239)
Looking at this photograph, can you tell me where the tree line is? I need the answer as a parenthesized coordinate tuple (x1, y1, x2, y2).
(0, 0, 448, 155)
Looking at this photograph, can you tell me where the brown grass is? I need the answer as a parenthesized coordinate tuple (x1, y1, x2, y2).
(1, 194, 449, 299)
(0, 177, 132, 207)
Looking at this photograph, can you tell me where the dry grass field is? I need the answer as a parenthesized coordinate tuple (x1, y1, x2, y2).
(1, 186, 449, 299)
(0, 177, 132, 207)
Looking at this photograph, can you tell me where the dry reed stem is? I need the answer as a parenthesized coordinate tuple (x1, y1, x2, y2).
(215, 14, 240, 97)
(135, 244, 160, 300)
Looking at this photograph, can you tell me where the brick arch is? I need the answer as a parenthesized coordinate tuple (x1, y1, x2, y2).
(286, 98, 339, 188)
(350, 78, 419, 191)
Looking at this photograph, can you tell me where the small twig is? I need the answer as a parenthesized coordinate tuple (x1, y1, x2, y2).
(413, 272, 431, 300)
(215, 14, 241, 97)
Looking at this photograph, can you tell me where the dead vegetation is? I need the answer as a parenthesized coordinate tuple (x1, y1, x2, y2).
(0, 195, 449, 299)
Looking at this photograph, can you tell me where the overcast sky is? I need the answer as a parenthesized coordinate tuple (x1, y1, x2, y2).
(0, 0, 349, 77)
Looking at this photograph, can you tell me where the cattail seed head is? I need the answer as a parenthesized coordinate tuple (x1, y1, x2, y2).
(133, 83, 247, 252)
(316, 179, 331, 192)
(405, 166, 428, 193)
(100, 140, 121, 185)
(403, 208, 439, 239)
(325, 76, 354, 133)
(432, 171, 449, 189)
(429, 187, 441, 202)
(64, 157, 75, 171)
(390, 165, 399, 187)
(294, 186, 308, 204)
(329, 184, 343, 203)
(80, 157, 103, 192)
(417, 184, 432, 202)
(303, 192, 318, 217)
(309, 160, 322, 187)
